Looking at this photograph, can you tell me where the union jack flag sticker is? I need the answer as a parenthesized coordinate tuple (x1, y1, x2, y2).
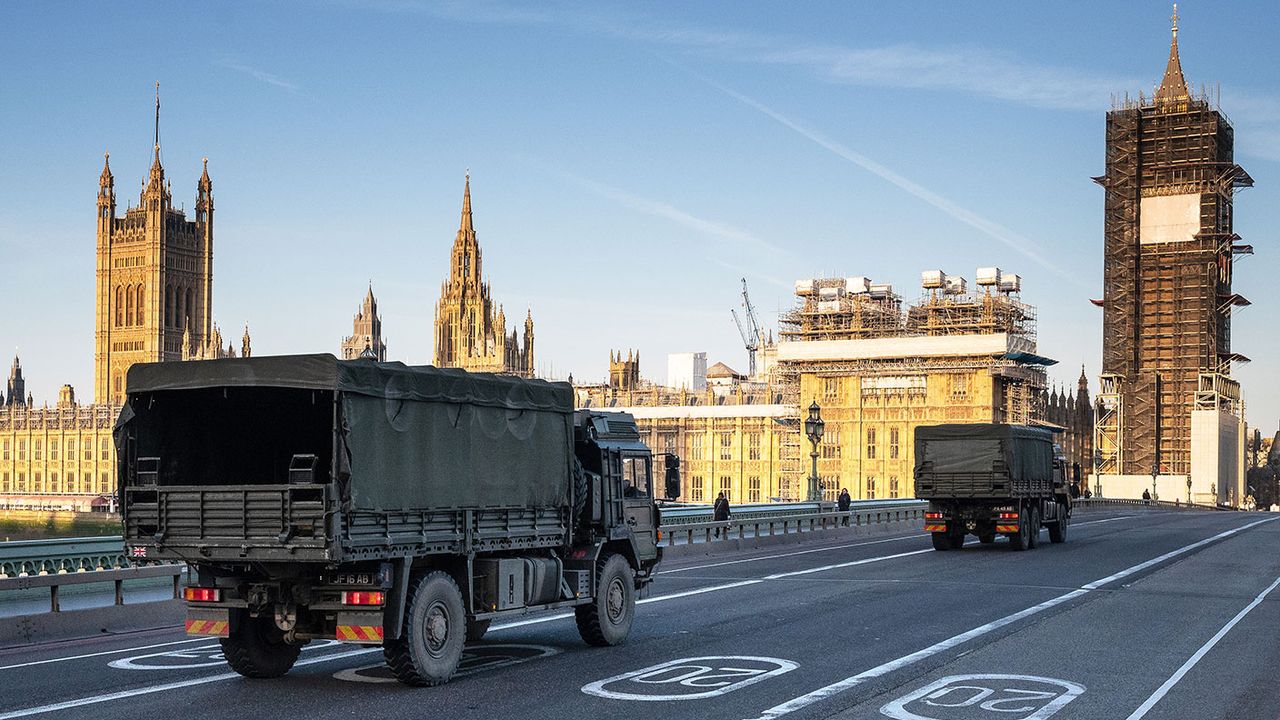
(131, 546, 148, 558)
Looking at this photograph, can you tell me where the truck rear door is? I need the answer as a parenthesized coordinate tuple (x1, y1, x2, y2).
(621, 453, 658, 562)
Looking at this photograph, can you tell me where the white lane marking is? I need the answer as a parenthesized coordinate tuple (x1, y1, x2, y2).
(583, 656, 797, 701)
(762, 549, 934, 580)
(0, 638, 209, 671)
(0, 648, 378, 720)
(1074, 515, 1133, 526)
(334, 643, 561, 684)
(661, 534, 928, 574)
(742, 516, 1277, 720)
(109, 639, 341, 670)
(660, 514, 1135, 576)
(1123, 572, 1280, 720)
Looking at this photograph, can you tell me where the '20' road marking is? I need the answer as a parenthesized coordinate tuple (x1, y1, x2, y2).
(881, 674, 1085, 720)
(583, 656, 798, 701)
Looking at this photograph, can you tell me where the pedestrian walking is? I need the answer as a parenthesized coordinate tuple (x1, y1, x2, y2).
(713, 491, 731, 538)
(1142, 488, 1151, 505)
(837, 488, 851, 526)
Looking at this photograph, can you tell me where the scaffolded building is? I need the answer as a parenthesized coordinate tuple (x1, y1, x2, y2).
(1093, 10, 1251, 498)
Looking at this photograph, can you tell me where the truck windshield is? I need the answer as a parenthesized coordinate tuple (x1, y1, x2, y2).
(622, 455, 650, 498)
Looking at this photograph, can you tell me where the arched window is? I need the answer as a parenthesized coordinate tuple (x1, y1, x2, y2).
(67, 472, 76, 493)
(165, 285, 173, 327)
(175, 288, 184, 329)
(115, 286, 125, 326)
(135, 285, 144, 326)
(185, 288, 194, 330)
(125, 286, 135, 327)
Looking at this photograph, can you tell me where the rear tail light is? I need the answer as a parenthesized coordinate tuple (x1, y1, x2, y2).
(184, 587, 220, 602)
(341, 590, 385, 606)
(925, 512, 943, 520)
(998, 512, 1019, 520)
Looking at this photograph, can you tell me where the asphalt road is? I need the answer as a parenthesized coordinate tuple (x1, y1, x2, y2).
(1, 507, 1277, 720)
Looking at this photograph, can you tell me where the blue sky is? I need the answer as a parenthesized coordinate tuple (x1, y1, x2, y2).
(1, 1, 1277, 430)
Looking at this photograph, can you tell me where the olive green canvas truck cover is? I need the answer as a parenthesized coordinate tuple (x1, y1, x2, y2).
(913, 423, 1054, 499)
(119, 354, 574, 561)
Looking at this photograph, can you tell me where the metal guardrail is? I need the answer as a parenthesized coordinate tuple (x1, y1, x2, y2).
(661, 502, 928, 547)
(0, 564, 184, 613)
(659, 498, 922, 525)
(1074, 497, 1231, 511)
(0, 536, 130, 578)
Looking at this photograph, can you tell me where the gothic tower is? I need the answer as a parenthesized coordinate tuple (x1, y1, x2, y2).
(1094, 8, 1251, 477)
(94, 85, 215, 404)
(6, 355, 25, 407)
(342, 284, 387, 361)
(432, 174, 534, 377)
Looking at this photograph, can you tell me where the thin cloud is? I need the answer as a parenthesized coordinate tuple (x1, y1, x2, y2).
(682, 68, 1077, 285)
(535, 163, 791, 259)
(218, 60, 301, 94)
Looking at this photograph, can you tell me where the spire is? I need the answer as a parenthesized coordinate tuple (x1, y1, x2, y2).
(144, 83, 168, 198)
(1155, 3, 1189, 105)
(242, 324, 252, 358)
(153, 81, 161, 162)
(460, 171, 473, 233)
(199, 157, 211, 187)
(100, 151, 112, 183)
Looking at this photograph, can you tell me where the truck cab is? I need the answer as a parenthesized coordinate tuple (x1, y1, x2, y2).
(573, 411, 661, 570)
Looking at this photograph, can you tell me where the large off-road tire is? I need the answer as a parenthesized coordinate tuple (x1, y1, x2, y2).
(1009, 508, 1030, 551)
(1049, 502, 1068, 544)
(931, 532, 951, 551)
(947, 529, 966, 550)
(220, 612, 301, 679)
(383, 571, 466, 686)
(575, 553, 635, 647)
(1027, 506, 1041, 549)
(466, 618, 492, 642)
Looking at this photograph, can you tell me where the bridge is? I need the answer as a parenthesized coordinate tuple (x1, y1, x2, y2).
(0, 503, 1275, 720)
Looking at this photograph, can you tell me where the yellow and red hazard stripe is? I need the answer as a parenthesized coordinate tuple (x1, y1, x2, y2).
(996, 525, 1019, 534)
(924, 524, 948, 532)
(185, 619, 229, 637)
(336, 624, 384, 643)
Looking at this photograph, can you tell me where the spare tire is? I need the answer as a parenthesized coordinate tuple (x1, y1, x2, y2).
(572, 457, 590, 529)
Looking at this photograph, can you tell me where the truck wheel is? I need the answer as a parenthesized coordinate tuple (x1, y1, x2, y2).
(220, 612, 301, 679)
(383, 571, 466, 686)
(947, 529, 965, 550)
(930, 532, 951, 551)
(1049, 503, 1068, 543)
(1009, 509, 1030, 551)
(466, 618, 492, 642)
(575, 553, 635, 646)
(1027, 506, 1041, 549)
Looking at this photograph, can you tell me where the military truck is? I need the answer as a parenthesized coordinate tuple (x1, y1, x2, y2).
(117, 354, 663, 686)
(914, 424, 1070, 551)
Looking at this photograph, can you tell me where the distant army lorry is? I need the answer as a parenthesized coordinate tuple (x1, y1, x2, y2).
(117, 354, 663, 685)
(914, 424, 1070, 551)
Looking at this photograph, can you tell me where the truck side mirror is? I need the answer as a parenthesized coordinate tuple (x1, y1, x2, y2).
(663, 453, 681, 501)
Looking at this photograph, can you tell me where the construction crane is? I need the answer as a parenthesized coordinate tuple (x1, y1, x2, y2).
(731, 277, 762, 378)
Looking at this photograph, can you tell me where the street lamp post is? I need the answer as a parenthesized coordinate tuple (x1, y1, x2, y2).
(1187, 476, 1193, 506)
(804, 401, 825, 502)
(1092, 449, 1103, 497)
(1151, 463, 1159, 504)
